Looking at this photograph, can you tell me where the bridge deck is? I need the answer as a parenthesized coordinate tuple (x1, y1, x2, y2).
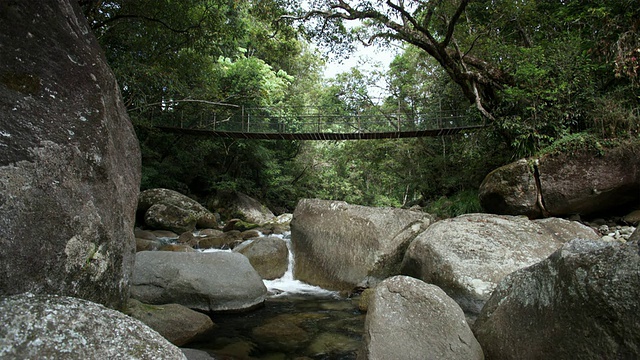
(155, 125, 485, 140)
(141, 104, 486, 140)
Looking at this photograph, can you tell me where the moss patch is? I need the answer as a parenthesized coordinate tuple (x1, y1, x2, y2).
(0, 72, 41, 95)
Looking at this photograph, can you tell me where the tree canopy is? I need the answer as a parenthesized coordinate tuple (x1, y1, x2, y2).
(83, 0, 639, 215)
(295, 0, 639, 151)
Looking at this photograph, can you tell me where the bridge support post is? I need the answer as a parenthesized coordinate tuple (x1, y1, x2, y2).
(241, 106, 245, 132)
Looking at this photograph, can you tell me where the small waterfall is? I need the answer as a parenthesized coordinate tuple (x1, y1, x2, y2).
(263, 232, 339, 298)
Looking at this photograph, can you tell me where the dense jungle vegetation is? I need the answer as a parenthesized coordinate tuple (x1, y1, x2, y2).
(81, 0, 639, 217)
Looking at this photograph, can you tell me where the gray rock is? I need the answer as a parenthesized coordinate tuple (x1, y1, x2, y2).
(131, 251, 266, 312)
(197, 231, 243, 250)
(251, 318, 310, 352)
(479, 145, 640, 218)
(401, 214, 599, 318)
(308, 332, 360, 357)
(291, 199, 433, 291)
(537, 147, 640, 216)
(198, 229, 224, 237)
(479, 159, 541, 218)
(181, 348, 217, 360)
(126, 299, 214, 346)
(623, 209, 640, 225)
(139, 188, 217, 230)
(208, 190, 275, 225)
(261, 213, 294, 233)
(0, 293, 186, 360)
(628, 227, 640, 243)
(357, 276, 483, 360)
(144, 203, 198, 234)
(0, 1, 141, 308)
(153, 230, 179, 239)
(135, 229, 158, 241)
(136, 238, 162, 252)
(234, 236, 289, 280)
(474, 240, 640, 360)
(157, 243, 197, 252)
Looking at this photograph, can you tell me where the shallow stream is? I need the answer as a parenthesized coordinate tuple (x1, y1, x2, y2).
(190, 233, 366, 359)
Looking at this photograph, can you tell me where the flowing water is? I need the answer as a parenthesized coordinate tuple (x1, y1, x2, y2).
(192, 233, 365, 359)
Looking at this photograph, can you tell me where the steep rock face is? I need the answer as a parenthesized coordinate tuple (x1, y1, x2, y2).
(537, 147, 640, 215)
(291, 199, 433, 291)
(357, 276, 484, 360)
(401, 214, 599, 318)
(0, 1, 141, 308)
(0, 293, 186, 360)
(478, 145, 640, 218)
(474, 240, 640, 360)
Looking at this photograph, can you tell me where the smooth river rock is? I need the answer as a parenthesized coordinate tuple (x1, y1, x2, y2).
(208, 190, 276, 225)
(131, 251, 267, 312)
(401, 213, 599, 318)
(474, 240, 640, 359)
(357, 276, 483, 360)
(0, 0, 141, 308)
(0, 293, 186, 360)
(291, 199, 433, 291)
(139, 188, 217, 233)
(126, 299, 214, 346)
(234, 236, 289, 280)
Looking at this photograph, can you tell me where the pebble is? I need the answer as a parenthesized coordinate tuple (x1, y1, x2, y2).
(592, 224, 635, 243)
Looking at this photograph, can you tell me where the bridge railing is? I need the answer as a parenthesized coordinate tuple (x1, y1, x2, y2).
(135, 103, 484, 134)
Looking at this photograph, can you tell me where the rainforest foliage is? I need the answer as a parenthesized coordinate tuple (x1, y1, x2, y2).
(83, 0, 639, 217)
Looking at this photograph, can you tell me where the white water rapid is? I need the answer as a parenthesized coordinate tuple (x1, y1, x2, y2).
(263, 232, 339, 298)
(200, 232, 339, 298)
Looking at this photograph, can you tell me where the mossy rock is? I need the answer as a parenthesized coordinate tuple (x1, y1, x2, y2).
(234, 220, 260, 232)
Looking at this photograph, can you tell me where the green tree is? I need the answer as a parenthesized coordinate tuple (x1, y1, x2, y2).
(295, 0, 512, 119)
(86, 0, 326, 211)
(295, 0, 639, 156)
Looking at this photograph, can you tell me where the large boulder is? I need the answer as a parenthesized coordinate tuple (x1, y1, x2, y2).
(478, 159, 541, 218)
(138, 188, 218, 232)
(234, 236, 289, 280)
(474, 240, 640, 360)
(479, 144, 640, 218)
(144, 203, 198, 234)
(125, 299, 214, 346)
(401, 214, 599, 318)
(208, 190, 275, 225)
(357, 276, 483, 360)
(537, 146, 640, 216)
(131, 251, 267, 312)
(0, 293, 186, 360)
(0, 1, 141, 308)
(291, 199, 434, 291)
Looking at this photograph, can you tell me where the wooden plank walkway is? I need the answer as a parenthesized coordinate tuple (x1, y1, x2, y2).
(154, 124, 486, 140)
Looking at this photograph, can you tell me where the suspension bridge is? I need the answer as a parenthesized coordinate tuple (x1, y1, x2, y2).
(140, 103, 486, 140)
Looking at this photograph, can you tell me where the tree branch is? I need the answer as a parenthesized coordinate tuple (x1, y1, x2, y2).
(92, 13, 199, 33)
(442, 0, 470, 47)
(386, 0, 428, 35)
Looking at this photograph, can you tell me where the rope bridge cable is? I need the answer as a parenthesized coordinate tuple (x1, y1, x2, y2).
(141, 104, 487, 140)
